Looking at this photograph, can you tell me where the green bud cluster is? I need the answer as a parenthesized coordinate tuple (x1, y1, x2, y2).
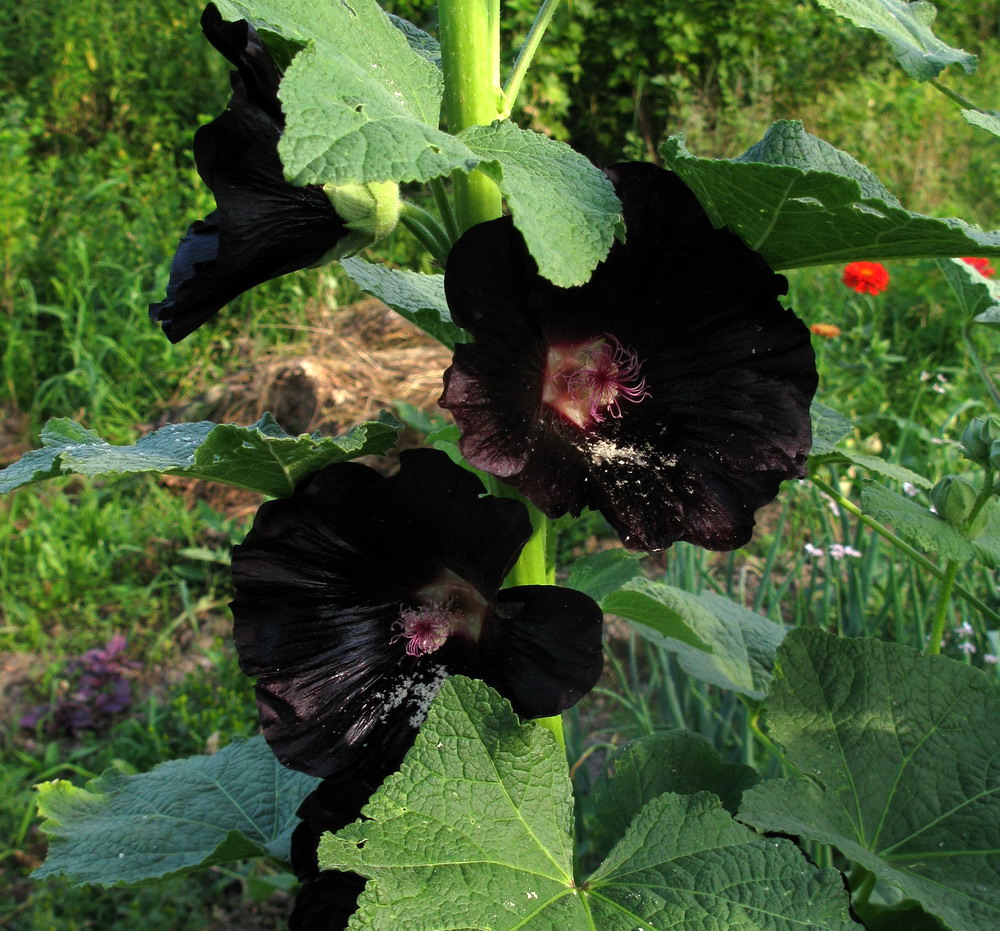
(961, 415, 1000, 469)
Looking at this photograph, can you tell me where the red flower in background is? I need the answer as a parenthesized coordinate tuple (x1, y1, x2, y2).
(962, 257, 995, 278)
(842, 261, 889, 295)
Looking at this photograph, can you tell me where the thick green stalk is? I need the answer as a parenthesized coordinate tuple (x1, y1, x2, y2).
(438, 0, 503, 231)
(438, 1, 562, 743)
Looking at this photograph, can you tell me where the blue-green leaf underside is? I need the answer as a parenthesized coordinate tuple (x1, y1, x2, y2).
(34, 736, 318, 886)
(341, 257, 465, 348)
(816, 0, 977, 81)
(0, 413, 400, 497)
(662, 121, 1000, 270)
(605, 579, 786, 699)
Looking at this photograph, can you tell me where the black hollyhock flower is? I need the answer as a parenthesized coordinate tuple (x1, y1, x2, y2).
(439, 162, 818, 552)
(231, 448, 603, 779)
(288, 773, 393, 931)
(150, 5, 397, 342)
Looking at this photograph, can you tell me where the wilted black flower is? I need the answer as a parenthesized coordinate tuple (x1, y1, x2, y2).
(440, 162, 818, 552)
(149, 4, 397, 342)
(231, 448, 603, 779)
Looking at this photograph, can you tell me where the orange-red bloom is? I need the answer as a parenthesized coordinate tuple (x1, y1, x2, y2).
(842, 261, 889, 295)
(810, 323, 841, 339)
(962, 257, 995, 278)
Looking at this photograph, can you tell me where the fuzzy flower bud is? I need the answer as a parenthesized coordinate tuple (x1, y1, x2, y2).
(322, 180, 401, 259)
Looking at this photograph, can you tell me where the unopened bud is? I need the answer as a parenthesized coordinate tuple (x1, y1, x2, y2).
(961, 415, 1000, 467)
(322, 180, 401, 260)
(930, 475, 979, 527)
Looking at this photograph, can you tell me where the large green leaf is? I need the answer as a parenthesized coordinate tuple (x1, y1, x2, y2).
(586, 731, 759, 863)
(661, 121, 1000, 269)
(461, 121, 623, 287)
(0, 413, 400, 497)
(564, 547, 646, 603)
(939, 256, 1000, 326)
(605, 579, 786, 699)
(861, 480, 975, 561)
(340, 257, 465, 348)
(321, 677, 854, 929)
(34, 737, 318, 885)
(214, 0, 478, 185)
(810, 403, 932, 488)
(586, 792, 856, 929)
(320, 676, 587, 927)
(817, 0, 976, 81)
(740, 629, 1000, 930)
(963, 109, 1000, 139)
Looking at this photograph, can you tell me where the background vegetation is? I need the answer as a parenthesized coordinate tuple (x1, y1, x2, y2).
(0, 0, 997, 925)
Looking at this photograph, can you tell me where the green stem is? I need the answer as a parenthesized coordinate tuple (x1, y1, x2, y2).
(850, 865, 878, 911)
(928, 78, 983, 113)
(962, 323, 1000, 407)
(501, 0, 562, 119)
(927, 559, 960, 655)
(399, 207, 452, 266)
(439, 0, 504, 231)
(810, 475, 1000, 625)
(429, 176, 462, 246)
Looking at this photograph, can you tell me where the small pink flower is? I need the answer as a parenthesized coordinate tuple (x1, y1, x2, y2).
(962, 257, 995, 277)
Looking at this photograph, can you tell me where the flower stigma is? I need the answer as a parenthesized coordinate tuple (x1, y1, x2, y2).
(392, 570, 489, 656)
(542, 334, 650, 430)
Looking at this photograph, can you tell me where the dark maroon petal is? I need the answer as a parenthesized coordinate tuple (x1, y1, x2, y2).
(149, 6, 347, 342)
(289, 871, 366, 931)
(231, 450, 545, 777)
(441, 162, 817, 551)
(483, 586, 604, 718)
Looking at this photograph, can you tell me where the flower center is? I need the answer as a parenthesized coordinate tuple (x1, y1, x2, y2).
(542, 334, 650, 430)
(391, 570, 489, 657)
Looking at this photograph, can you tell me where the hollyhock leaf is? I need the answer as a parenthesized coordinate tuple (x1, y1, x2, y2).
(322, 678, 851, 929)
(837, 451, 933, 489)
(385, 13, 441, 68)
(606, 579, 786, 699)
(564, 548, 646, 603)
(861, 480, 976, 560)
(587, 731, 760, 862)
(587, 792, 856, 929)
(661, 122, 1000, 269)
(460, 121, 622, 287)
(340, 257, 465, 348)
(810, 401, 853, 455)
(963, 108, 1000, 138)
(939, 256, 1000, 321)
(739, 628, 1000, 930)
(816, 0, 976, 81)
(319, 676, 588, 928)
(0, 415, 400, 496)
(33, 736, 318, 885)
(213, 0, 478, 185)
